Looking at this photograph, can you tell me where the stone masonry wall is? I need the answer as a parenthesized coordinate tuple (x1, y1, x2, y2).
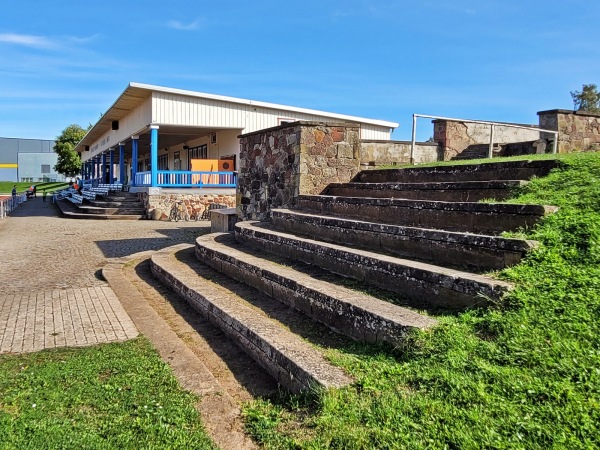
(434, 120, 541, 160)
(538, 109, 600, 152)
(360, 140, 441, 166)
(143, 191, 235, 220)
(238, 121, 361, 221)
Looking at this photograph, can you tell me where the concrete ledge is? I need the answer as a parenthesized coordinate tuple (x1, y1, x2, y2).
(235, 222, 513, 309)
(354, 159, 561, 184)
(298, 195, 558, 234)
(150, 249, 353, 393)
(195, 233, 437, 346)
(324, 180, 527, 202)
(272, 209, 537, 271)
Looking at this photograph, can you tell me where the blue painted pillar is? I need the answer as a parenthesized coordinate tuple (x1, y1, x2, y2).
(150, 125, 159, 187)
(101, 152, 107, 183)
(119, 143, 125, 184)
(109, 149, 115, 184)
(131, 136, 139, 186)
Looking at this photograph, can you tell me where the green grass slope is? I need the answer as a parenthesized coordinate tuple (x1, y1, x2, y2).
(244, 152, 600, 449)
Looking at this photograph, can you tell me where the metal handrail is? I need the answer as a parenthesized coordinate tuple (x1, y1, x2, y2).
(410, 113, 559, 164)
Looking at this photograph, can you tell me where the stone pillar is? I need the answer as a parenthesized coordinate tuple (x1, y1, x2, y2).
(238, 121, 361, 221)
(538, 109, 600, 152)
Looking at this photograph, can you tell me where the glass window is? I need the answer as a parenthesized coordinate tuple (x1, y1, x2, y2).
(158, 154, 168, 170)
(188, 145, 207, 169)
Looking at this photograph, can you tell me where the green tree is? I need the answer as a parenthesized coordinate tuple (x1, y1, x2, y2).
(570, 84, 600, 112)
(53, 124, 89, 177)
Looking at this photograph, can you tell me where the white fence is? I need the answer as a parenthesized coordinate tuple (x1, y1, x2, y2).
(0, 194, 27, 219)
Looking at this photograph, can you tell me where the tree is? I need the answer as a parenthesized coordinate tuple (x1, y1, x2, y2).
(570, 84, 600, 112)
(53, 124, 89, 178)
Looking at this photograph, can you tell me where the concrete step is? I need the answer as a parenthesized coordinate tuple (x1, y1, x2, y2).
(195, 233, 437, 346)
(354, 159, 560, 184)
(271, 208, 537, 271)
(150, 247, 353, 393)
(56, 199, 146, 220)
(91, 199, 142, 207)
(234, 221, 513, 309)
(78, 206, 146, 215)
(323, 180, 526, 202)
(297, 195, 557, 235)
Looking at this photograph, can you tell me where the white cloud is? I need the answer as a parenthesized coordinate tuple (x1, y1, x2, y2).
(0, 33, 57, 49)
(166, 19, 203, 31)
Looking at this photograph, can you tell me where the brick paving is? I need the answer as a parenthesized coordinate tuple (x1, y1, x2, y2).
(0, 196, 208, 354)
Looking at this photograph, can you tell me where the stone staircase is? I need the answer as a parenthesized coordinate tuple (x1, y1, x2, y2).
(58, 191, 146, 220)
(149, 158, 560, 392)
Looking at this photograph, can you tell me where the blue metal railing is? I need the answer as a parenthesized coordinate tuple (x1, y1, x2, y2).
(134, 171, 237, 188)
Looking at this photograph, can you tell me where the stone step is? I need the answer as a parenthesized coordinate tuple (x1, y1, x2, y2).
(271, 208, 537, 271)
(195, 233, 437, 346)
(324, 180, 526, 202)
(354, 159, 560, 184)
(234, 221, 513, 309)
(150, 247, 353, 393)
(297, 195, 557, 235)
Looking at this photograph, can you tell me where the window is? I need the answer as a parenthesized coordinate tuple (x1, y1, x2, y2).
(158, 154, 168, 170)
(188, 145, 207, 169)
(173, 151, 181, 171)
(41, 164, 50, 174)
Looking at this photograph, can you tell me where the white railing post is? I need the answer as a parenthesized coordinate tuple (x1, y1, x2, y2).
(410, 114, 417, 165)
(552, 133, 558, 154)
(488, 124, 495, 159)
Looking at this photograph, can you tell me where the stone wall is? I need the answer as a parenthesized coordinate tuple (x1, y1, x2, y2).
(433, 120, 541, 160)
(143, 190, 236, 220)
(360, 140, 441, 166)
(238, 121, 361, 221)
(538, 109, 600, 152)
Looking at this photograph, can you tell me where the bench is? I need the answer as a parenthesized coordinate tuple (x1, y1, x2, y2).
(98, 183, 123, 193)
(81, 190, 97, 201)
(66, 193, 84, 204)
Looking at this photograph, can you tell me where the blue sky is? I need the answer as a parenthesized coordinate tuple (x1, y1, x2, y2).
(1, 0, 599, 141)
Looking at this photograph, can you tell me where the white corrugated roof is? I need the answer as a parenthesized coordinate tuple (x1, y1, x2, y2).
(76, 82, 399, 151)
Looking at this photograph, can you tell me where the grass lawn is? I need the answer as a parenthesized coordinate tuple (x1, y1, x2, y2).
(0, 181, 69, 195)
(243, 151, 600, 449)
(0, 337, 216, 449)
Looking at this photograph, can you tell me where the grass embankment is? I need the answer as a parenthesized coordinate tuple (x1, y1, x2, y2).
(0, 338, 215, 449)
(243, 152, 600, 449)
(0, 181, 68, 195)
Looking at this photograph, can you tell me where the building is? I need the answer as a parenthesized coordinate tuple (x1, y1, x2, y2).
(0, 137, 62, 182)
(75, 82, 399, 191)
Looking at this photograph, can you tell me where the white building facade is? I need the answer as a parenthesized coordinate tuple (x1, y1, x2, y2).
(76, 82, 398, 191)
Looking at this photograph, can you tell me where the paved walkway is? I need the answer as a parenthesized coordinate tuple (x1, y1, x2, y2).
(0, 196, 208, 354)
